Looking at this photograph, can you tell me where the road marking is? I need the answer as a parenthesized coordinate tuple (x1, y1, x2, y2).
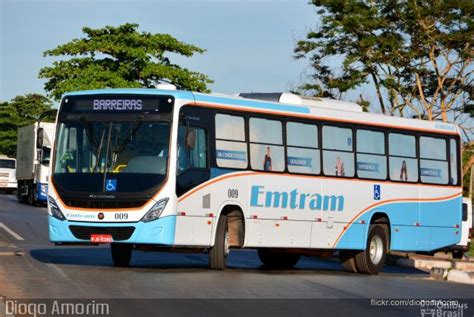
(0, 223, 24, 241)
(0, 251, 24, 256)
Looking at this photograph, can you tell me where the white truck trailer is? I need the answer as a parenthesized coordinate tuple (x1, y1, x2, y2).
(16, 121, 56, 205)
(0, 156, 17, 194)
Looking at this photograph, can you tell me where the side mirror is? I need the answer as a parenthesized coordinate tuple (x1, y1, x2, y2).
(185, 127, 196, 150)
(37, 128, 44, 149)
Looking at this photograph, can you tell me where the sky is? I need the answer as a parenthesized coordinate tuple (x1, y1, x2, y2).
(0, 0, 323, 102)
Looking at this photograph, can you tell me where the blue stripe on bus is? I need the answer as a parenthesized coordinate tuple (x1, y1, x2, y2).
(194, 93, 310, 114)
(336, 196, 461, 251)
(63, 88, 195, 101)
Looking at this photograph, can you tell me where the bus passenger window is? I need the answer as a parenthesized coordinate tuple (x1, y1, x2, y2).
(177, 126, 207, 174)
(286, 122, 320, 175)
(215, 114, 248, 169)
(450, 139, 458, 185)
(249, 118, 284, 172)
(419, 136, 448, 185)
(356, 129, 387, 180)
(322, 126, 354, 177)
(388, 133, 417, 182)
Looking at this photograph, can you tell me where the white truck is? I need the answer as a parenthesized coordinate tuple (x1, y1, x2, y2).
(454, 197, 473, 258)
(0, 156, 17, 194)
(16, 121, 56, 206)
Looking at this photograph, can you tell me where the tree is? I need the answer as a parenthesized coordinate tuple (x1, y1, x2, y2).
(462, 142, 474, 197)
(0, 94, 53, 157)
(39, 23, 213, 101)
(294, 1, 473, 122)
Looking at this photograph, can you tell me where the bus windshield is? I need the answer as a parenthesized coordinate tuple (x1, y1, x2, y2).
(53, 119, 170, 193)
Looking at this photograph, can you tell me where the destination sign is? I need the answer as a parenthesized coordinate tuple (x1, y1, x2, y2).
(61, 94, 174, 113)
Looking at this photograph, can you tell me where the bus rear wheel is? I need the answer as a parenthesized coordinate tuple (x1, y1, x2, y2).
(111, 243, 133, 267)
(209, 215, 229, 270)
(258, 249, 300, 269)
(355, 225, 387, 275)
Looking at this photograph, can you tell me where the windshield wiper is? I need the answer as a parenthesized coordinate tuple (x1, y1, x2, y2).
(111, 115, 145, 156)
(93, 129, 106, 173)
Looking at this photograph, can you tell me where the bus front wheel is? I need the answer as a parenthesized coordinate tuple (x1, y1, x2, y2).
(209, 215, 229, 270)
(355, 225, 387, 275)
(111, 243, 133, 267)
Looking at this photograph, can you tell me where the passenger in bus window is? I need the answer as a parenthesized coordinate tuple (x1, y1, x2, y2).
(335, 156, 345, 176)
(263, 146, 272, 171)
(400, 160, 408, 181)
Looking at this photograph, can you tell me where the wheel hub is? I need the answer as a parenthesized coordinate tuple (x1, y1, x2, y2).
(369, 235, 383, 265)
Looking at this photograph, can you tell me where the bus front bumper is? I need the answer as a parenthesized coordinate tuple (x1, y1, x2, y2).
(48, 215, 176, 245)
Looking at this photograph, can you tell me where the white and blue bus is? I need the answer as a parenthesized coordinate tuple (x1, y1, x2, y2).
(48, 88, 463, 274)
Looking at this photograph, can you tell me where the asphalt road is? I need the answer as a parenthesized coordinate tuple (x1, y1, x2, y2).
(0, 193, 473, 316)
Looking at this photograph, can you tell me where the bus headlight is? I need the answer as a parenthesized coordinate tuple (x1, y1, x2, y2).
(48, 196, 65, 221)
(141, 198, 169, 222)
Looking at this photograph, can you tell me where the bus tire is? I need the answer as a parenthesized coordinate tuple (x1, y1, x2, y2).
(111, 243, 133, 267)
(340, 251, 358, 273)
(209, 215, 228, 270)
(258, 249, 300, 269)
(355, 225, 387, 275)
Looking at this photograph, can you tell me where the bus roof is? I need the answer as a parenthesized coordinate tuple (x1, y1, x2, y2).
(63, 88, 461, 136)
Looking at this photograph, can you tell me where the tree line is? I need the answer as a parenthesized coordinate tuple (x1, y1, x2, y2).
(0, 2, 472, 190)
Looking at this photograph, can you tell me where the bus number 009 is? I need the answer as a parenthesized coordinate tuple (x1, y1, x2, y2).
(228, 189, 239, 199)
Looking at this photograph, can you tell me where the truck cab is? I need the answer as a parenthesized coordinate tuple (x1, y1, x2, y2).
(0, 156, 17, 194)
(16, 121, 56, 206)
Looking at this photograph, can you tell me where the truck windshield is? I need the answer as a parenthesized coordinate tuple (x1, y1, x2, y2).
(0, 159, 15, 169)
(53, 119, 170, 193)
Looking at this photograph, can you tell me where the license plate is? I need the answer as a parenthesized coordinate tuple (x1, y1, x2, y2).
(90, 234, 113, 243)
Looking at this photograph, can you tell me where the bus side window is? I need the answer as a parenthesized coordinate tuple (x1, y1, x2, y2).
(450, 139, 458, 185)
(388, 133, 418, 182)
(286, 121, 320, 175)
(177, 125, 207, 174)
(215, 113, 248, 169)
(249, 117, 284, 172)
(322, 125, 354, 177)
(419, 136, 448, 185)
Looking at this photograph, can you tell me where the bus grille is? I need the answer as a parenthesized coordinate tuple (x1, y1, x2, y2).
(63, 199, 148, 209)
(69, 226, 135, 241)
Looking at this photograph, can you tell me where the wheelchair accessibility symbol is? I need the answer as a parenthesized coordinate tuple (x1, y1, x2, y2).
(105, 179, 117, 192)
(373, 184, 381, 200)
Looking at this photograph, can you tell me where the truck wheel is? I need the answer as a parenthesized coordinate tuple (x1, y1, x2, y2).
(27, 187, 34, 205)
(111, 243, 133, 267)
(258, 249, 300, 269)
(17, 184, 24, 203)
(209, 215, 228, 270)
(355, 225, 387, 275)
(340, 250, 359, 273)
